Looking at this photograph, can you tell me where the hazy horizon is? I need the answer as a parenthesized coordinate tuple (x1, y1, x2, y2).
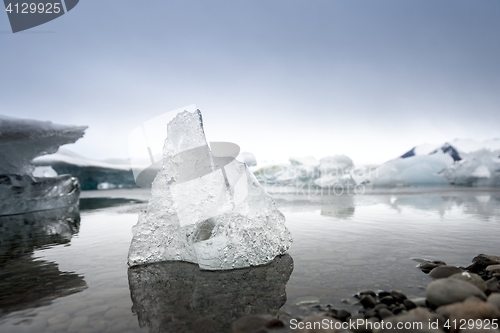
(2, 1, 499, 165)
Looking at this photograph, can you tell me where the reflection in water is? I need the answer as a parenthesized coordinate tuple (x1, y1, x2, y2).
(128, 254, 294, 333)
(0, 205, 87, 316)
(384, 192, 500, 220)
(0, 205, 80, 262)
(79, 197, 144, 211)
(320, 195, 355, 219)
(0, 256, 87, 315)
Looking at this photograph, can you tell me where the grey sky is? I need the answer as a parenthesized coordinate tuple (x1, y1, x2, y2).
(1, 0, 499, 164)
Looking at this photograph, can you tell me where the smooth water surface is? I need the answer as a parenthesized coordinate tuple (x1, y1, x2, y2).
(1, 188, 499, 333)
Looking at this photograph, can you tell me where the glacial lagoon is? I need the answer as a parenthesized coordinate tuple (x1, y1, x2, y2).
(1, 187, 499, 333)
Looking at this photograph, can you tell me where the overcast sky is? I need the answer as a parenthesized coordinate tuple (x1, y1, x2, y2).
(1, 0, 499, 165)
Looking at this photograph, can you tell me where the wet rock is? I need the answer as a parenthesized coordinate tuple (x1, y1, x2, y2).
(392, 305, 406, 315)
(359, 290, 377, 298)
(449, 272, 488, 292)
(337, 309, 351, 322)
(467, 254, 500, 273)
(486, 278, 500, 294)
(426, 278, 486, 307)
(391, 290, 407, 303)
(380, 296, 395, 306)
(410, 297, 427, 307)
(404, 299, 417, 310)
(417, 260, 447, 274)
(360, 295, 377, 309)
(375, 303, 388, 310)
(438, 298, 500, 333)
(486, 265, 500, 273)
(428, 266, 462, 279)
(365, 309, 377, 317)
(378, 291, 391, 298)
(378, 308, 393, 319)
(488, 293, 500, 311)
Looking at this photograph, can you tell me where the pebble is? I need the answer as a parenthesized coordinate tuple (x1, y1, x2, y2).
(428, 265, 462, 279)
(449, 272, 488, 292)
(486, 264, 500, 272)
(359, 295, 377, 309)
(404, 299, 417, 310)
(438, 298, 500, 333)
(487, 293, 500, 311)
(391, 290, 407, 303)
(486, 278, 500, 293)
(417, 260, 447, 274)
(378, 308, 393, 319)
(426, 278, 486, 307)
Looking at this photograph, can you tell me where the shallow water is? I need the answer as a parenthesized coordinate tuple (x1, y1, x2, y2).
(1, 188, 499, 333)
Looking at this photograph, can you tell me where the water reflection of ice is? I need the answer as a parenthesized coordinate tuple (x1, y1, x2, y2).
(128, 254, 293, 333)
(0, 206, 87, 316)
(272, 188, 500, 221)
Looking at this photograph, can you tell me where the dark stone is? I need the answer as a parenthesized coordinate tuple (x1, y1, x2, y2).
(417, 260, 446, 274)
(466, 254, 500, 274)
(391, 290, 407, 303)
(378, 308, 393, 319)
(337, 309, 351, 322)
(429, 266, 463, 279)
(360, 295, 377, 309)
(485, 278, 500, 294)
(265, 318, 285, 328)
(374, 303, 388, 310)
(404, 299, 417, 310)
(378, 291, 391, 298)
(359, 290, 377, 298)
(380, 296, 395, 306)
(365, 309, 377, 317)
(392, 305, 406, 315)
(426, 278, 487, 308)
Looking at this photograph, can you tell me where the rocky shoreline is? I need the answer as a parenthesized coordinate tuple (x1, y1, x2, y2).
(232, 254, 500, 333)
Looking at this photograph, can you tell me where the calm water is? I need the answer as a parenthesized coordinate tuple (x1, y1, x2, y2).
(1, 188, 500, 333)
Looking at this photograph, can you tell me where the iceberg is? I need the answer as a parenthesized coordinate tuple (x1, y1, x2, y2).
(128, 109, 292, 270)
(0, 174, 80, 216)
(0, 115, 86, 215)
(377, 140, 500, 187)
(0, 115, 86, 175)
(314, 155, 355, 188)
(33, 149, 137, 190)
(440, 149, 500, 186)
(372, 152, 453, 187)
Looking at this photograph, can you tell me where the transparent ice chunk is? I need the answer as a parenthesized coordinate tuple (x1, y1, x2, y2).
(128, 109, 292, 270)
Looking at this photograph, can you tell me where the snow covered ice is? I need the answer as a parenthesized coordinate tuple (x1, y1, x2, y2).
(440, 149, 500, 186)
(128, 109, 292, 270)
